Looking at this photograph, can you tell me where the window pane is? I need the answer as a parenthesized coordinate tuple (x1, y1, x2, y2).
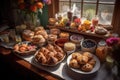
(83, 4, 96, 20)
(71, 0, 82, 2)
(59, 2, 70, 13)
(84, 0, 97, 3)
(99, 0, 116, 4)
(98, 4, 114, 25)
(71, 3, 81, 17)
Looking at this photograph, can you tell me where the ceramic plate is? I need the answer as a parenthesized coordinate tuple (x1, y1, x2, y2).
(67, 53, 100, 74)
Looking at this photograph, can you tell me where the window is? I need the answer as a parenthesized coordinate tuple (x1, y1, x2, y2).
(59, 0, 116, 25)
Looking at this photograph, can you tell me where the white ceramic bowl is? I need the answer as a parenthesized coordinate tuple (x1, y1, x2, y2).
(70, 34, 84, 47)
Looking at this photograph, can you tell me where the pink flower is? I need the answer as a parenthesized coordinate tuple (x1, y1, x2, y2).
(106, 37, 120, 46)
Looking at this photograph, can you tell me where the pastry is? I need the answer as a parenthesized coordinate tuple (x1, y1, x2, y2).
(32, 35, 45, 44)
(34, 27, 48, 39)
(64, 42, 76, 51)
(50, 28, 60, 35)
(81, 63, 93, 72)
(34, 26, 44, 32)
(47, 56, 58, 65)
(55, 52, 64, 61)
(59, 32, 69, 39)
(69, 59, 80, 68)
(88, 58, 96, 66)
(78, 55, 89, 64)
(95, 27, 108, 35)
(48, 34, 57, 43)
(48, 18, 56, 25)
(22, 29, 34, 41)
(72, 52, 82, 59)
(83, 52, 93, 60)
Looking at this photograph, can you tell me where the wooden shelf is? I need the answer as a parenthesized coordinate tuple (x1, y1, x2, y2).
(57, 27, 110, 39)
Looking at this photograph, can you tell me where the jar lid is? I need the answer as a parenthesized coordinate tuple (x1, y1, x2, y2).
(98, 40, 106, 46)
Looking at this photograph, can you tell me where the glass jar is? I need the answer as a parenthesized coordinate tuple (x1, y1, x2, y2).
(92, 15, 99, 26)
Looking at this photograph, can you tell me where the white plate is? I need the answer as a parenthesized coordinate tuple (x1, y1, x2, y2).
(67, 53, 100, 74)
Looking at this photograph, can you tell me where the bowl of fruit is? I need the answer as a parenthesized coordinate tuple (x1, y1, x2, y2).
(81, 39, 97, 53)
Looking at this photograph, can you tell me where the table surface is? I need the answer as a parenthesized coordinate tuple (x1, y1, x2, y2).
(0, 47, 119, 80)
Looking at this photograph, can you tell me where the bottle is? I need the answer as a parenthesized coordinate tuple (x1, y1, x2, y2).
(96, 40, 107, 62)
(92, 15, 99, 26)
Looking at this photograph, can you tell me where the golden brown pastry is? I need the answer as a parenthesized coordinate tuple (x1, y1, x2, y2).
(48, 52, 55, 57)
(81, 63, 93, 72)
(47, 56, 58, 65)
(88, 58, 96, 66)
(79, 55, 89, 64)
(72, 52, 82, 59)
(54, 45, 64, 53)
(37, 52, 47, 64)
(40, 47, 50, 56)
(48, 18, 56, 25)
(69, 59, 80, 68)
(22, 29, 34, 41)
(46, 44, 55, 51)
(48, 34, 57, 43)
(34, 26, 44, 32)
(50, 28, 60, 35)
(59, 32, 69, 39)
(55, 52, 64, 61)
(32, 35, 45, 44)
(13, 44, 19, 51)
(83, 52, 93, 60)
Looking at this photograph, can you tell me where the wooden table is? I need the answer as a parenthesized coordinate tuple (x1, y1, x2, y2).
(0, 47, 63, 80)
(0, 46, 119, 80)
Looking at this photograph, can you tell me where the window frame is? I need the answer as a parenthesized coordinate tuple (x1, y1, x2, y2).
(59, 0, 116, 25)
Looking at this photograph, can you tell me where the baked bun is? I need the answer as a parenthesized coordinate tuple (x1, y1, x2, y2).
(95, 27, 108, 35)
(81, 63, 93, 72)
(83, 52, 93, 60)
(69, 59, 80, 68)
(72, 52, 82, 59)
(34, 26, 44, 32)
(32, 35, 45, 44)
(88, 58, 96, 66)
(48, 18, 56, 25)
(59, 32, 69, 39)
(79, 55, 89, 64)
(22, 29, 34, 41)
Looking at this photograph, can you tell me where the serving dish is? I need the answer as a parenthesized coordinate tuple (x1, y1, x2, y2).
(34, 44, 66, 66)
(13, 41, 37, 56)
(67, 52, 100, 74)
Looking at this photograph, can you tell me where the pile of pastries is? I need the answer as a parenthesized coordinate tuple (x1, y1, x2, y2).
(69, 52, 96, 72)
(22, 27, 48, 46)
(35, 44, 65, 66)
(13, 42, 36, 55)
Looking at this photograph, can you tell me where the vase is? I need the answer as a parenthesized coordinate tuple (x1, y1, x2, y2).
(38, 4, 48, 28)
(23, 13, 39, 30)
